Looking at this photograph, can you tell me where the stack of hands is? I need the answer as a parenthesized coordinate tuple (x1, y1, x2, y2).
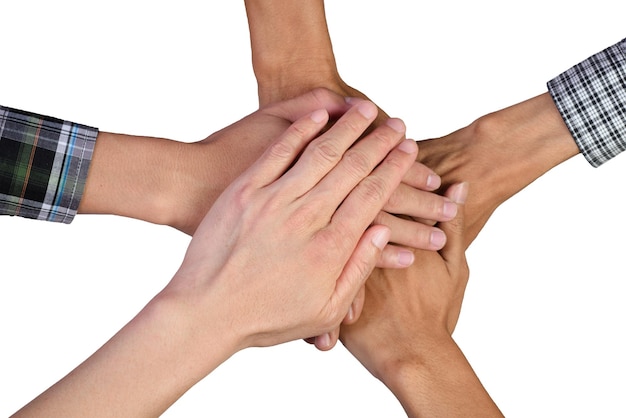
(11, 1, 592, 417)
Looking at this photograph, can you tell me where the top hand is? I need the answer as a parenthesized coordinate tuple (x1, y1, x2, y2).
(80, 88, 454, 265)
(16, 98, 418, 417)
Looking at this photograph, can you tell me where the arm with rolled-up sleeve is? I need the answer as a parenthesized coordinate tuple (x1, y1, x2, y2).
(548, 38, 626, 167)
(0, 105, 97, 223)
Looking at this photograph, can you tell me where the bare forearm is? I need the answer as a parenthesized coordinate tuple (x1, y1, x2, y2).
(13, 289, 237, 417)
(79, 132, 180, 225)
(78, 132, 236, 235)
(418, 92, 580, 247)
(244, 0, 340, 104)
(382, 335, 502, 418)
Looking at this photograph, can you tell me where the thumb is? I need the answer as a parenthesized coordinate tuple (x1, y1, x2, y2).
(329, 225, 390, 322)
(268, 88, 351, 122)
(439, 182, 468, 265)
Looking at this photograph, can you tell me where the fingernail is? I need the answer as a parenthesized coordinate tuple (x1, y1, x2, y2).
(443, 201, 458, 219)
(398, 250, 415, 267)
(372, 228, 390, 250)
(318, 333, 331, 348)
(310, 109, 327, 123)
(451, 182, 469, 204)
(430, 229, 446, 248)
(345, 96, 360, 104)
(357, 102, 378, 119)
(398, 139, 417, 154)
(385, 118, 405, 133)
(426, 173, 441, 190)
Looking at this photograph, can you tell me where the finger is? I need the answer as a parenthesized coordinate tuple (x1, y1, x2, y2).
(328, 225, 390, 324)
(342, 286, 365, 325)
(306, 118, 406, 216)
(401, 159, 442, 191)
(329, 139, 417, 254)
(383, 183, 457, 221)
(245, 109, 330, 188)
(376, 244, 415, 268)
(439, 182, 469, 265)
(314, 328, 340, 351)
(374, 211, 447, 251)
(267, 87, 352, 122)
(275, 101, 379, 198)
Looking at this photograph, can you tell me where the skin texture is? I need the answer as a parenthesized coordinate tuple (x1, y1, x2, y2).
(13, 95, 417, 417)
(78, 89, 457, 267)
(341, 183, 504, 417)
(243, 0, 582, 413)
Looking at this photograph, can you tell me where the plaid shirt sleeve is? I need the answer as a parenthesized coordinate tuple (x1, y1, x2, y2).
(548, 38, 626, 167)
(0, 105, 98, 223)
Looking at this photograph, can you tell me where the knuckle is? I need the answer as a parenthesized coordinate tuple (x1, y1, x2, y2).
(383, 188, 404, 212)
(445, 217, 465, 236)
(382, 149, 409, 171)
(411, 228, 434, 249)
(421, 195, 445, 218)
(311, 87, 334, 102)
(340, 115, 366, 136)
(288, 118, 311, 138)
(286, 201, 325, 234)
(230, 180, 256, 212)
(310, 139, 342, 165)
(371, 124, 401, 149)
(343, 148, 373, 180)
(267, 137, 296, 161)
(358, 175, 389, 206)
(372, 210, 389, 226)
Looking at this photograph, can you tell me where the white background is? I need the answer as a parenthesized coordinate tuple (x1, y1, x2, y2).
(1, 1, 625, 416)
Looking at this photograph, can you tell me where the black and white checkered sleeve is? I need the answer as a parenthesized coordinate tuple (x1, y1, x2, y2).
(548, 38, 626, 167)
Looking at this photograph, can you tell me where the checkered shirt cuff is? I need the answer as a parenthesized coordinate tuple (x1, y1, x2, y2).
(548, 38, 626, 167)
(0, 106, 98, 223)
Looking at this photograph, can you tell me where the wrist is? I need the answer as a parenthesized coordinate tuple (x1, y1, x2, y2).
(153, 274, 244, 372)
(254, 56, 342, 105)
(378, 333, 503, 417)
(418, 93, 580, 245)
(79, 132, 241, 235)
(79, 132, 178, 225)
(377, 330, 450, 392)
(245, 0, 341, 104)
(470, 92, 579, 203)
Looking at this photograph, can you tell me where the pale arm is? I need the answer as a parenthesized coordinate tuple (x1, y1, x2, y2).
(14, 96, 416, 417)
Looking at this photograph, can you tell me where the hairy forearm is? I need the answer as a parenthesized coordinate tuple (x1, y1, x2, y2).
(418, 92, 580, 247)
(382, 334, 502, 418)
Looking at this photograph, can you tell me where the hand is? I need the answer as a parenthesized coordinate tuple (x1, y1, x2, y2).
(244, 0, 457, 259)
(80, 89, 454, 263)
(169, 100, 416, 349)
(341, 182, 469, 377)
(416, 93, 580, 249)
(16, 99, 418, 417)
(341, 183, 504, 417)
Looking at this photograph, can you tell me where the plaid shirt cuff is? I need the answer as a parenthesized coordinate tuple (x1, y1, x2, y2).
(548, 38, 626, 167)
(0, 106, 98, 223)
